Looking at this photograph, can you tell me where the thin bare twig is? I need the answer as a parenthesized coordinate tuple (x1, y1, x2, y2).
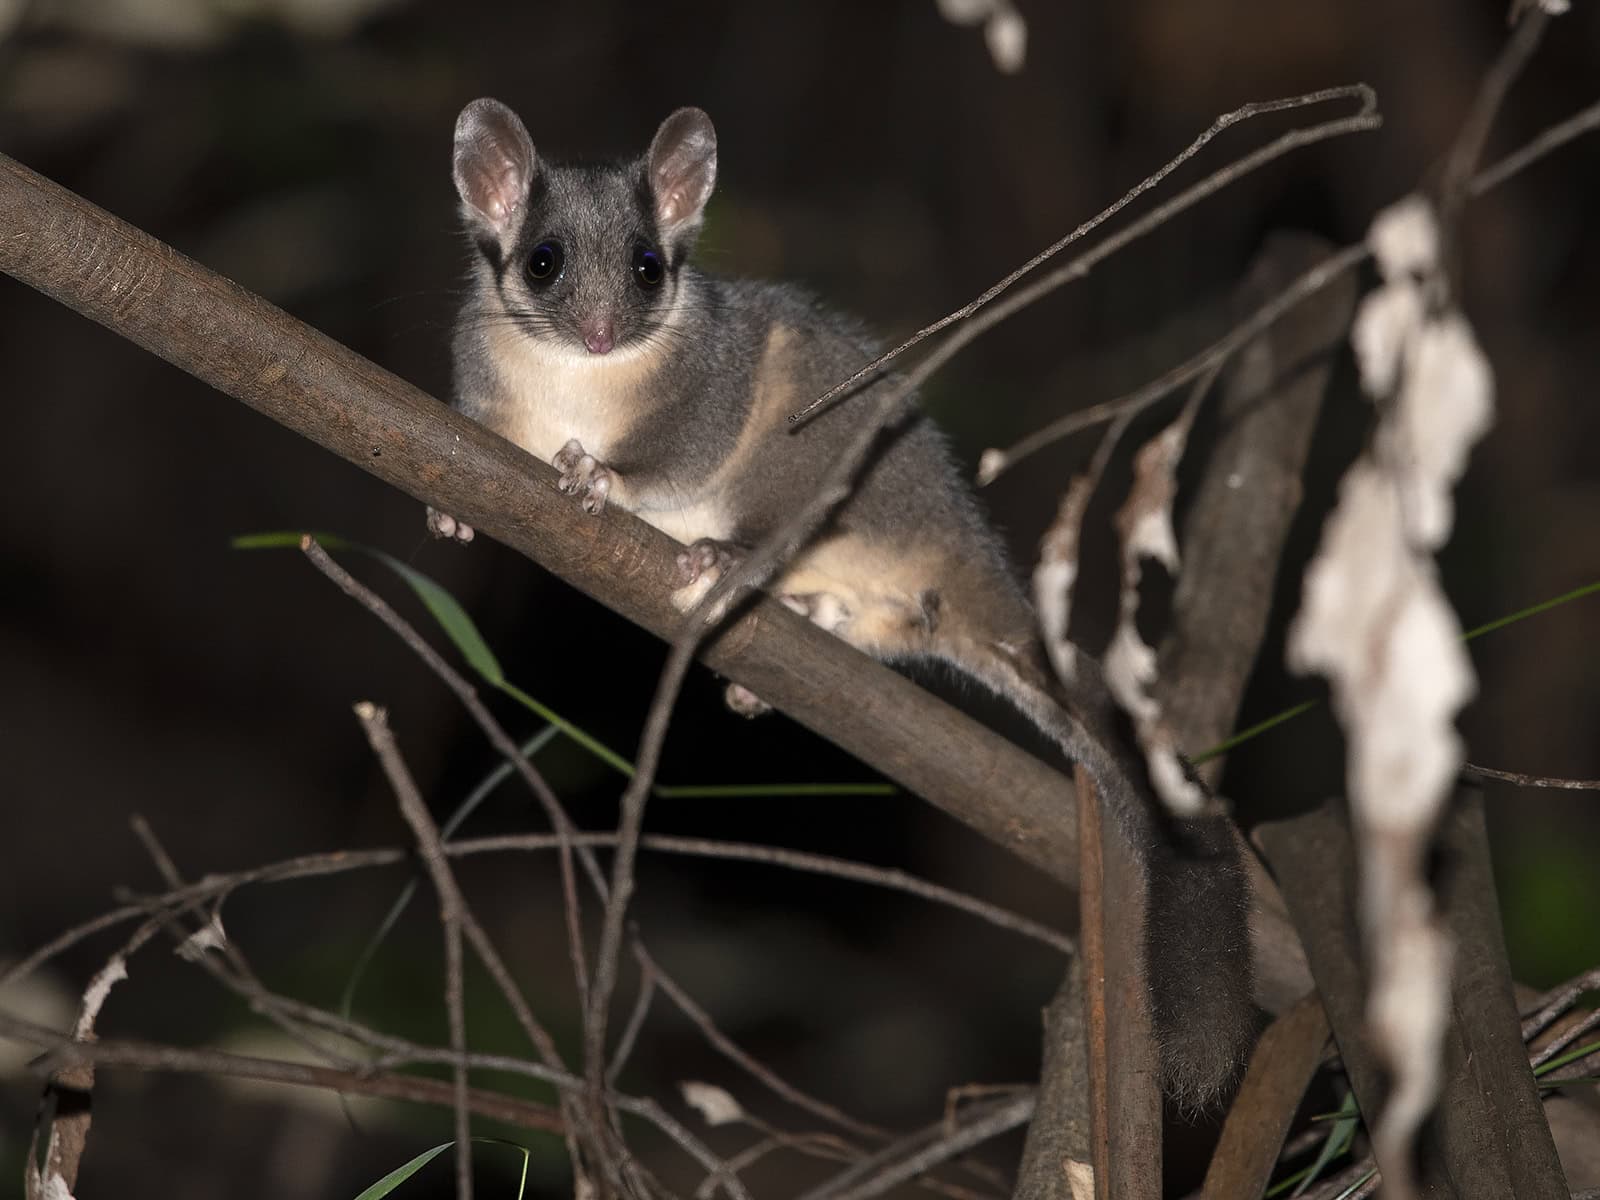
(0, 905, 146, 993)
(976, 243, 1371, 485)
(124, 819, 373, 1073)
(1438, 4, 1551, 227)
(1463, 763, 1600, 791)
(300, 536, 600, 984)
(1532, 1009, 1600, 1072)
(0, 1010, 566, 1134)
(794, 85, 1378, 421)
(606, 947, 656, 1087)
(979, 81, 1600, 485)
(635, 941, 889, 1142)
(455, 832, 1072, 954)
(797, 1095, 1036, 1200)
(1522, 967, 1600, 1037)
(580, 311, 971, 1140)
(355, 702, 473, 1200)
(1469, 97, 1600, 195)
(301, 536, 610, 1184)
(2, 1008, 753, 1199)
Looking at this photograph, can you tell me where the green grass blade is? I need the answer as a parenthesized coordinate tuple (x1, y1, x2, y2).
(496, 679, 637, 780)
(341, 727, 556, 1019)
(1281, 1088, 1358, 1198)
(371, 551, 506, 688)
(1193, 578, 1600, 763)
(232, 531, 504, 686)
(1462, 580, 1600, 641)
(236, 532, 894, 800)
(351, 1141, 453, 1199)
(351, 1138, 532, 1199)
(1534, 1038, 1600, 1076)
(1189, 701, 1320, 766)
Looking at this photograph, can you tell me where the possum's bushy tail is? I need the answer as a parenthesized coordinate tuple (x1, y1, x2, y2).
(945, 635, 1257, 1106)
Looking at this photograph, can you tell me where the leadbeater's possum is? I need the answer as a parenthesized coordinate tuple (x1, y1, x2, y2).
(433, 97, 1254, 1105)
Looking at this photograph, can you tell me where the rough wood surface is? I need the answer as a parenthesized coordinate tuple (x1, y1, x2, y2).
(1257, 796, 1569, 1199)
(1200, 992, 1329, 1200)
(1431, 791, 1567, 1199)
(1014, 960, 1093, 1200)
(1077, 768, 1162, 1200)
(1155, 232, 1357, 787)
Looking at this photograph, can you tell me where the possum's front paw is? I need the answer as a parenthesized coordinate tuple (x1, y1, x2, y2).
(723, 682, 772, 719)
(426, 506, 475, 543)
(675, 538, 742, 587)
(553, 438, 613, 515)
(672, 538, 743, 613)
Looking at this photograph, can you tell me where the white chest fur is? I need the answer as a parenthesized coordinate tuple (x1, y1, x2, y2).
(475, 323, 736, 544)
(481, 324, 657, 464)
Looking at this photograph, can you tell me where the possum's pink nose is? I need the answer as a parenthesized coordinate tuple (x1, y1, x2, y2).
(581, 319, 615, 355)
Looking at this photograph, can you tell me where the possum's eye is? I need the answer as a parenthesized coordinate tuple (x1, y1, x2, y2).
(632, 245, 663, 289)
(527, 242, 563, 283)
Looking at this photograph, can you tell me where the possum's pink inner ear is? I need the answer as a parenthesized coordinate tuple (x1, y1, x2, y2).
(648, 108, 718, 237)
(453, 98, 537, 239)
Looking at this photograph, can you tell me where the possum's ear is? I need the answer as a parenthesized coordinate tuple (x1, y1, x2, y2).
(647, 107, 717, 240)
(453, 98, 538, 243)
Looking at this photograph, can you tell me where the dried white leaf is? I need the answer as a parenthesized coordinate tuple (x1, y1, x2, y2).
(933, 0, 992, 26)
(73, 956, 128, 1039)
(1033, 474, 1095, 684)
(680, 1080, 744, 1127)
(177, 914, 229, 961)
(1290, 466, 1475, 829)
(1368, 194, 1440, 280)
(1288, 193, 1494, 1196)
(1364, 847, 1452, 1175)
(1351, 280, 1424, 398)
(1537, 0, 1570, 13)
(1066, 1159, 1095, 1200)
(1104, 619, 1159, 724)
(1387, 314, 1494, 549)
(1105, 405, 1207, 816)
(984, 8, 1027, 72)
(38, 1170, 77, 1200)
(975, 447, 1006, 487)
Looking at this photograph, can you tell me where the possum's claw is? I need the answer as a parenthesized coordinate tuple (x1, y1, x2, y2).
(554, 438, 613, 515)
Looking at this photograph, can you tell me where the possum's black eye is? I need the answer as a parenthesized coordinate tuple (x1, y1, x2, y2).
(632, 245, 663, 288)
(527, 242, 563, 283)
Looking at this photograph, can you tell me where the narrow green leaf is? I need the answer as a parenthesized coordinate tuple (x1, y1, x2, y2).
(496, 680, 637, 780)
(1282, 1088, 1358, 1198)
(1193, 578, 1600, 763)
(351, 1138, 532, 1200)
(1534, 1038, 1600, 1076)
(1462, 580, 1600, 641)
(341, 728, 557, 1020)
(233, 531, 504, 686)
(351, 1141, 453, 1199)
(372, 552, 506, 688)
(1187, 700, 1320, 766)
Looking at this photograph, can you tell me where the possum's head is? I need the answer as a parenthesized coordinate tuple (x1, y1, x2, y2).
(452, 98, 716, 359)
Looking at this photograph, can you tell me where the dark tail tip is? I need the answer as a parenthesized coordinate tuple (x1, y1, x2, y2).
(1144, 812, 1257, 1112)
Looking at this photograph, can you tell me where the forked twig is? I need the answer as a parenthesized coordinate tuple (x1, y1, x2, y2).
(792, 85, 1380, 424)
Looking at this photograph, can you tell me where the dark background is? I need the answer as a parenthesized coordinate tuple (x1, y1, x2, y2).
(2, 1, 1597, 1196)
